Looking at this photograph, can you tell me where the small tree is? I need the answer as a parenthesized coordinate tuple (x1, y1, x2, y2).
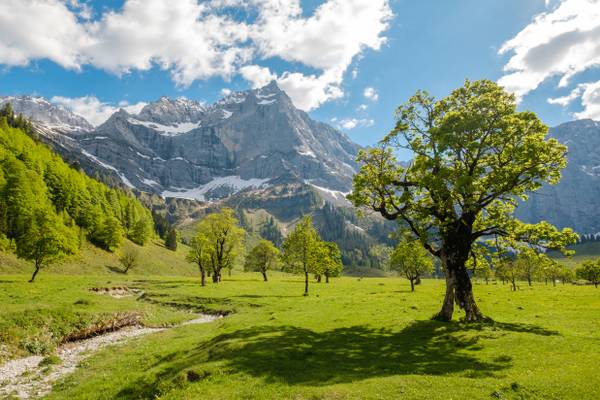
(195, 208, 245, 283)
(495, 259, 522, 291)
(244, 239, 280, 281)
(369, 244, 393, 270)
(389, 237, 433, 291)
(186, 235, 211, 286)
(517, 249, 541, 286)
(165, 227, 178, 251)
(118, 243, 139, 274)
(282, 216, 321, 296)
(576, 260, 600, 287)
(320, 241, 343, 283)
(560, 266, 575, 285)
(16, 210, 77, 282)
(539, 256, 562, 287)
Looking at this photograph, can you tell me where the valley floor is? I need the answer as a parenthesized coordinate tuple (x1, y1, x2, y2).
(1, 273, 599, 399)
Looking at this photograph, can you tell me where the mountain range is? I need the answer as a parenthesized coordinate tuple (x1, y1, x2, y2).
(1, 82, 357, 204)
(1, 83, 599, 244)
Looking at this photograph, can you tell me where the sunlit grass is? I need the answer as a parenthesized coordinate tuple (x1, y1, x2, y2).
(2, 272, 595, 399)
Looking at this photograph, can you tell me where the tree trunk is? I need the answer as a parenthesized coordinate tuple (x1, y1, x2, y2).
(316, 275, 321, 283)
(325, 274, 329, 283)
(200, 266, 206, 286)
(552, 278, 556, 287)
(433, 269, 455, 321)
(453, 262, 484, 322)
(304, 269, 309, 296)
(511, 279, 516, 291)
(433, 242, 484, 322)
(212, 269, 221, 283)
(527, 276, 532, 286)
(262, 271, 268, 282)
(29, 265, 40, 283)
(415, 274, 421, 285)
(410, 278, 415, 292)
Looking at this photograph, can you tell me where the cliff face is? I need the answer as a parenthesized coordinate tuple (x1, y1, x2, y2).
(515, 119, 600, 234)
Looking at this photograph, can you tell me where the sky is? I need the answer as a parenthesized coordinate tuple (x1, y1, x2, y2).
(0, 0, 599, 159)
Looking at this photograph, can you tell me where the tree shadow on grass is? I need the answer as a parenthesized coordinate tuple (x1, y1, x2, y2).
(115, 319, 559, 398)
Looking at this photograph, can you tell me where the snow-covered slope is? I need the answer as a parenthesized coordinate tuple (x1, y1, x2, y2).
(1, 82, 360, 203)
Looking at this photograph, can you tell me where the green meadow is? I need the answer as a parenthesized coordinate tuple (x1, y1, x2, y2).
(1, 272, 598, 400)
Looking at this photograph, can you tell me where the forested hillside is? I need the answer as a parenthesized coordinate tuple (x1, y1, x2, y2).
(0, 106, 154, 279)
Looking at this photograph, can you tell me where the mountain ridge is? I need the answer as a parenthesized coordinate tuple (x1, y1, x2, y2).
(0, 82, 359, 202)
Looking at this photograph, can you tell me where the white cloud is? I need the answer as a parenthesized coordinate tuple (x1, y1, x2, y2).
(331, 117, 374, 130)
(575, 81, 600, 120)
(84, 0, 251, 86)
(547, 80, 600, 120)
(357, 104, 368, 111)
(239, 65, 277, 89)
(250, 0, 391, 72)
(0, 0, 392, 112)
(220, 88, 232, 97)
(548, 86, 585, 106)
(0, 0, 89, 69)
(51, 95, 147, 126)
(498, 0, 600, 100)
(239, 65, 344, 111)
(363, 87, 379, 101)
(351, 68, 359, 79)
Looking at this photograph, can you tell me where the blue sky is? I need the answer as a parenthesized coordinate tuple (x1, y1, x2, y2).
(1, 0, 599, 159)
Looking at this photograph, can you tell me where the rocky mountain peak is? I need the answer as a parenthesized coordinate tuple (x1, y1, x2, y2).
(0, 95, 93, 131)
(137, 96, 206, 125)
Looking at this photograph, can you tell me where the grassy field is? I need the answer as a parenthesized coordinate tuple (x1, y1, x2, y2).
(0, 239, 196, 277)
(1, 272, 598, 399)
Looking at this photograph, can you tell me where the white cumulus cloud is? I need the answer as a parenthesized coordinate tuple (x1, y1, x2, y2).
(498, 0, 600, 100)
(552, 81, 600, 120)
(0, 0, 393, 112)
(363, 87, 379, 101)
(51, 95, 147, 126)
(331, 117, 374, 130)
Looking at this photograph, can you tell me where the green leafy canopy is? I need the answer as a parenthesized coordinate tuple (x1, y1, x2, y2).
(349, 79, 577, 260)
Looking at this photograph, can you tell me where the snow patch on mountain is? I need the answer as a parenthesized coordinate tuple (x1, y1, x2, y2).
(141, 177, 160, 187)
(81, 150, 134, 188)
(162, 176, 270, 202)
(127, 118, 201, 136)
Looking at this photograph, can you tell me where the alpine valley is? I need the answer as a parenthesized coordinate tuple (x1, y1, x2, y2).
(3, 82, 599, 267)
(0, 82, 394, 268)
